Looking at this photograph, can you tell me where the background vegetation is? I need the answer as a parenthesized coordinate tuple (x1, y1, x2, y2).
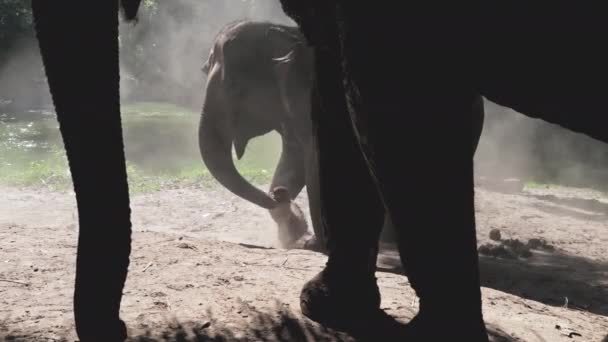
(1, 0, 608, 193)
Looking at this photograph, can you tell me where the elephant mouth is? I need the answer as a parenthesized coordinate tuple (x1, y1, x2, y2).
(233, 136, 249, 160)
(198, 111, 276, 210)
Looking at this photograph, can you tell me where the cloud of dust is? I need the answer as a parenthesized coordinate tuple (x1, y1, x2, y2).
(0, 38, 52, 112)
(113, 1, 294, 171)
(0, 1, 294, 113)
(117, 0, 294, 109)
(475, 98, 608, 191)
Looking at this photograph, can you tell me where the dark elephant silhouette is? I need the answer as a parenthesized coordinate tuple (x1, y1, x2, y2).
(30, 0, 607, 341)
(31, 1, 140, 340)
(279, 1, 608, 340)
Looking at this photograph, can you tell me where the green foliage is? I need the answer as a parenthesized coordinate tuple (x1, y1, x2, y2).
(0, 144, 70, 190)
(0, 146, 274, 194)
(0, 0, 33, 47)
(141, 0, 158, 12)
(524, 181, 553, 190)
(1, 101, 276, 193)
(122, 101, 196, 118)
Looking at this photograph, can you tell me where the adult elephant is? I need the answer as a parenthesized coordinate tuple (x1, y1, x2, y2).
(198, 20, 486, 249)
(30, 0, 607, 341)
(279, 1, 608, 340)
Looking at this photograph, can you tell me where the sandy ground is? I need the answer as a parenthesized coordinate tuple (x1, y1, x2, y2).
(1, 181, 607, 341)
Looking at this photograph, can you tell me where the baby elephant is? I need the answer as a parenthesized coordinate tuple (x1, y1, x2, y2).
(269, 186, 309, 248)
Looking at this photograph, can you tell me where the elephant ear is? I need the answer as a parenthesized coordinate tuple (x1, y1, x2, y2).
(267, 25, 304, 46)
(202, 46, 215, 74)
(272, 44, 314, 121)
(272, 49, 296, 65)
(268, 23, 305, 65)
(272, 51, 296, 120)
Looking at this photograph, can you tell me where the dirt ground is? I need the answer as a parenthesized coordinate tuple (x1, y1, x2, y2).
(1, 181, 607, 341)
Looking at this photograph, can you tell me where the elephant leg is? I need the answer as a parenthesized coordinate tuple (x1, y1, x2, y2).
(268, 136, 308, 246)
(299, 43, 386, 329)
(32, 2, 131, 341)
(336, 4, 487, 339)
(301, 144, 323, 251)
(378, 214, 395, 244)
(472, 94, 485, 155)
(269, 135, 306, 199)
(379, 95, 483, 246)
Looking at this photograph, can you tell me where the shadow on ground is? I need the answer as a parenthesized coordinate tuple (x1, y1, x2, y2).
(377, 244, 608, 317)
(0, 305, 517, 342)
(478, 252, 608, 316)
(373, 189, 608, 317)
(527, 193, 608, 217)
(525, 193, 608, 221)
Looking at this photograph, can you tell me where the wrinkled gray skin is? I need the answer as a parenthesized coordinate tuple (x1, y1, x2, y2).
(199, 20, 485, 248)
(199, 20, 325, 246)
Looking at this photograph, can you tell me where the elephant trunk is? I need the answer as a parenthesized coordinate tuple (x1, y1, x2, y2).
(199, 109, 277, 210)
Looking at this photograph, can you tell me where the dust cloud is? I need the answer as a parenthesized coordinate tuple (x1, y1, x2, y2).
(117, 0, 294, 110)
(476, 98, 608, 191)
(0, 39, 51, 112)
(113, 0, 293, 172)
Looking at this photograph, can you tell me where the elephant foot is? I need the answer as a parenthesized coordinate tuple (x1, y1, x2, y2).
(300, 267, 381, 332)
(302, 235, 326, 253)
(76, 318, 127, 342)
(402, 310, 489, 341)
(277, 221, 308, 249)
(270, 187, 309, 248)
